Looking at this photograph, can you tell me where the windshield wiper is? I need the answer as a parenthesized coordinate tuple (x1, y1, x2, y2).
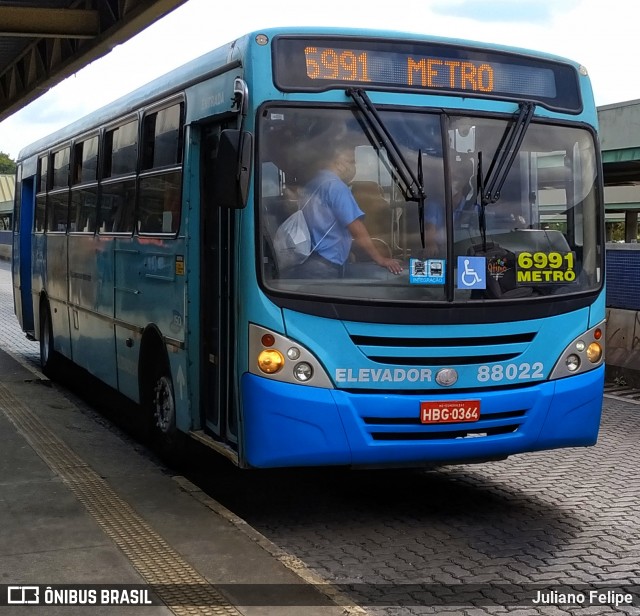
(476, 101, 535, 250)
(482, 101, 535, 206)
(347, 88, 427, 247)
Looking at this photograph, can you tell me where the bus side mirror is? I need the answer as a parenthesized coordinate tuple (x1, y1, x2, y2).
(212, 129, 253, 209)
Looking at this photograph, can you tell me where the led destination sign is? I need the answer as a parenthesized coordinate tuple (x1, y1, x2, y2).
(304, 46, 535, 95)
(274, 37, 582, 112)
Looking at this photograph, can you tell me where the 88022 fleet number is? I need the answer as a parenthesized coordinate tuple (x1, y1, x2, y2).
(477, 362, 544, 383)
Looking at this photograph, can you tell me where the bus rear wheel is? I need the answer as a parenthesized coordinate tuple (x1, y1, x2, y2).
(39, 302, 60, 378)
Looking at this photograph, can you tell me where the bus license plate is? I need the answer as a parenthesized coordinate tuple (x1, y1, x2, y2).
(420, 400, 480, 424)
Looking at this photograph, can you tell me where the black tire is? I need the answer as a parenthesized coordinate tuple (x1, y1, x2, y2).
(145, 357, 185, 465)
(39, 302, 60, 378)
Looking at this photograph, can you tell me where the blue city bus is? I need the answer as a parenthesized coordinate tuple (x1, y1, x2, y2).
(12, 28, 605, 468)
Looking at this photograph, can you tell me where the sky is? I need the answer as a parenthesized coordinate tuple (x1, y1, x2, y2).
(0, 0, 637, 159)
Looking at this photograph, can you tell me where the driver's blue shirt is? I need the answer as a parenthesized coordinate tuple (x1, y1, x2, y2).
(301, 170, 364, 265)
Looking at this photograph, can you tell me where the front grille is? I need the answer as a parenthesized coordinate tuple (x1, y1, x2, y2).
(366, 353, 520, 366)
(349, 332, 536, 365)
(350, 333, 536, 347)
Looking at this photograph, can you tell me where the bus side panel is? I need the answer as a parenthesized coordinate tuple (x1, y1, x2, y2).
(32, 232, 46, 337)
(45, 234, 71, 358)
(68, 234, 118, 389)
(14, 175, 35, 333)
(114, 325, 140, 402)
(114, 237, 187, 401)
(113, 239, 148, 401)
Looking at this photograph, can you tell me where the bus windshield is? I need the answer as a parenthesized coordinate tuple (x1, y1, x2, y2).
(258, 105, 601, 302)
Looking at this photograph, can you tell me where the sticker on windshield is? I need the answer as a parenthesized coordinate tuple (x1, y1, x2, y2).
(516, 251, 577, 284)
(457, 256, 486, 289)
(487, 255, 511, 282)
(409, 259, 445, 285)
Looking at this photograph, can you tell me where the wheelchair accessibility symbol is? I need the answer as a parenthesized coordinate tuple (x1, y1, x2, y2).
(457, 256, 486, 290)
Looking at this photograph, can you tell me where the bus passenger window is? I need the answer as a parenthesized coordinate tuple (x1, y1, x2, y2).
(100, 121, 138, 233)
(138, 101, 184, 234)
(141, 103, 183, 170)
(71, 189, 98, 233)
(47, 147, 70, 232)
(52, 147, 70, 190)
(35, 195, 46, 233)
(73, 137, 98, 185)
(138, 171, 181, 234)
(34, 155, 48, 233)
(104, 120, 138, 178)
(47, 192, 69, 232)
(71, 137, 99, 232)
(99, 180, 136, 233)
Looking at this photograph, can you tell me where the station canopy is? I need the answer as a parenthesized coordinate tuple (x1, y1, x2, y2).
(0, 0, 187, 124)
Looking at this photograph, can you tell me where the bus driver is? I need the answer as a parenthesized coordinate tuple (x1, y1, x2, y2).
(289, 142, 403, 278)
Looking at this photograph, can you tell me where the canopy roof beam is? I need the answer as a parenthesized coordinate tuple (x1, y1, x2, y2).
(0, 8, 99, 39)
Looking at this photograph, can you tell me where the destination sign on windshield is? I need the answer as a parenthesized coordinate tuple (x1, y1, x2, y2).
(273, 37, 582, 112)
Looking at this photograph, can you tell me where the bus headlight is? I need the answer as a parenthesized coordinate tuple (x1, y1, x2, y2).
(293, 362, 313, 382)
(249, 324, 334, 388)
(258, 349, 285, 374)
(549, 320, 605, 380)
(566, 354, 580, 372)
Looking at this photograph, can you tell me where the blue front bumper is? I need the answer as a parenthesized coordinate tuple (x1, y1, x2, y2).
(241, 367, 604, 468)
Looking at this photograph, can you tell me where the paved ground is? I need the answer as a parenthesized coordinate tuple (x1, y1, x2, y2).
(0, 261, 40, 368)
(1, 259, 639, 615)
(191, 393, 640, 615)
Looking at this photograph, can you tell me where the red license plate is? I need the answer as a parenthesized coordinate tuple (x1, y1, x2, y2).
(420, 400, 481, 424)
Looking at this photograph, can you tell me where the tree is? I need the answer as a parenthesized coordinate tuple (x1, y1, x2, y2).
(0, 152, 16, 174)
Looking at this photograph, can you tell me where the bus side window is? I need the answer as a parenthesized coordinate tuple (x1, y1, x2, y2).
(47, 147, 70, 233)
(139, 102, 183, 234)
(71, 136, 98, 233)
(138, 172, 181, 233)
(34, 155, 48, 233)
(99, 121, 137, 234)
(100, 180, 136, 233)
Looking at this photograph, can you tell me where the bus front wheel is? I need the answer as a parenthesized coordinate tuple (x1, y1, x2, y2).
(145, 359, 185, 464)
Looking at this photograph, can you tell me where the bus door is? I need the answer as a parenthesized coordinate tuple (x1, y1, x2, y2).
(200, 122, 238, 445)
(14, 174, 35, 334)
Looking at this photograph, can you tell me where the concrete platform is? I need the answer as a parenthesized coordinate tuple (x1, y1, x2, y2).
(0, 346, 357, 615)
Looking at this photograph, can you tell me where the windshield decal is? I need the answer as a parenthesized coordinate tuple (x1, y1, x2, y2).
(516, 251, 577, 284)
(457, 256, 486, 290)
(409, 258, 445, 285)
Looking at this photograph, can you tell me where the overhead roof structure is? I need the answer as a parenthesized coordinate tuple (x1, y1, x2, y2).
(0, 0, 187, 124)
(599, 99, 640, 187)
(0, 173, 14, 214)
